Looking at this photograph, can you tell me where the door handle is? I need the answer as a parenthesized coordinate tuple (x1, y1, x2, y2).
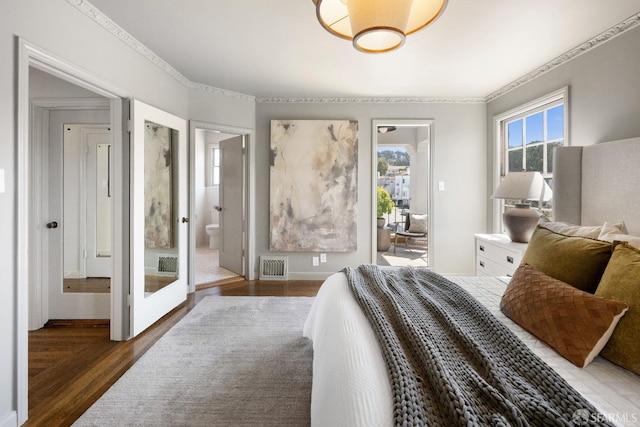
(181, 217, 189, 223)
(214, 206, 223, 212)
(46, 221, 58, 229)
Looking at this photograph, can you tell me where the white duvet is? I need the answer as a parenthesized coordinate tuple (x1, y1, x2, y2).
(303, 272, 640, 427)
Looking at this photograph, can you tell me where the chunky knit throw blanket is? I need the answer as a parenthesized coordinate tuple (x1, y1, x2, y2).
(344, 265, 612, 427)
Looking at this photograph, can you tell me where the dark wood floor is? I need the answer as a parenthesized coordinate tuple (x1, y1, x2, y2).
(26, 279, 323, 427)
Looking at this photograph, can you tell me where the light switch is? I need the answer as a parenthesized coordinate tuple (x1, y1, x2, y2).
(312, 256, 319, 267)
(320, 253, 327, 263)
(438, 181, 445, 191)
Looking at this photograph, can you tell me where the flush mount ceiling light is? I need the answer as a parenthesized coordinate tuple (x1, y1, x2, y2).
(312, 0, 447, 53)
(378, 126, 397, 133)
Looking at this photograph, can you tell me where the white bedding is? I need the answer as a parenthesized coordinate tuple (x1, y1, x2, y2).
(303, 272, 640, 427)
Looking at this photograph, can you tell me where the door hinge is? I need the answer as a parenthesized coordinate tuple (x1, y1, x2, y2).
(127, 119, 132, 133)
(127, 294, 132, 307)
(83, 249, 88, 259)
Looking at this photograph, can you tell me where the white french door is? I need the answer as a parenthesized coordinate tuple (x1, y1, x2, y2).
(130, 100, 188, 337)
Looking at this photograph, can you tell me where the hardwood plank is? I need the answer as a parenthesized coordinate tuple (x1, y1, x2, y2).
(26, 279, 322, 426)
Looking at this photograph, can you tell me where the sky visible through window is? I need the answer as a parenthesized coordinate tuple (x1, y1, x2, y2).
(508, 105, 563, 148)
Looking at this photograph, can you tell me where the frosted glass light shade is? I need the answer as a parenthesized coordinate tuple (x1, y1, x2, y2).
(312, 0, 447, 53)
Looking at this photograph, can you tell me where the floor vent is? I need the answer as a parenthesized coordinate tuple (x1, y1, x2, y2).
(259, 256, 288, 280)
(157, 254, 178, 276)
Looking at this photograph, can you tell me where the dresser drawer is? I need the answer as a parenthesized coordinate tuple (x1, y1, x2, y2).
(475, 240, 522, 270)
(475, 255, 517, 277)
(474, 234, 528, 278)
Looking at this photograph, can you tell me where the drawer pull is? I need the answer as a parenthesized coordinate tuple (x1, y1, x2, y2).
(506, 256, 514, 264)
(479, 245, 485, 252)
(479, 260, 485, 268)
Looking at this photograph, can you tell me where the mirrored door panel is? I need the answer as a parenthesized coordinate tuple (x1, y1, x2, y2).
(131, 100, 187, 337)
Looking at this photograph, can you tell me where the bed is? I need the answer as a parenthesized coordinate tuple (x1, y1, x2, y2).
(303, 137, 640, 426)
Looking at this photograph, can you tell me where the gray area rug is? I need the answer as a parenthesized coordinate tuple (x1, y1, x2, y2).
(74, 296, 314, 426)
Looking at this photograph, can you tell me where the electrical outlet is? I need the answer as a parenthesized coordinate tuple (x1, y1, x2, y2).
(320, 253, 327, 263)
(312, 256, 319, 267)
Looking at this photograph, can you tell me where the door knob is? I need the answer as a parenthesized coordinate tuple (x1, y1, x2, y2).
(181, 217, 189, 223)
(46, 221, 58, 229)
(214, 206, 223, 212)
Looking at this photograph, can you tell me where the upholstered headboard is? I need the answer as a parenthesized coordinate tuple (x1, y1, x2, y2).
(553, 137, 640, 236)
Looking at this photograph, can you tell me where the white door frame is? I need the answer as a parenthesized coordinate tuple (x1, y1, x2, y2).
(188, 120, 254, 291)
(371, 119, 435, 267)
(17, 38, 129, 424)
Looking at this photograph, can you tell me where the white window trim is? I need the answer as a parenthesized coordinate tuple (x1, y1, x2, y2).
(205, 143, 220, 187)
(491, 86, 569, 233)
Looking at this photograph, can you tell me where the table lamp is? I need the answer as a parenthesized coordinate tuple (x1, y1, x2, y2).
(491, 171, 552, 243)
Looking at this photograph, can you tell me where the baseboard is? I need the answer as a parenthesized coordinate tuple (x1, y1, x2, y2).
(0, 411, 17, 427)
(287, 271, 335, 281)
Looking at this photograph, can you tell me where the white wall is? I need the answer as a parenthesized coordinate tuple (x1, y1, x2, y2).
(255, 102, 487, 278)
(1, 1, 255, 424)
(486, 24, 640, 230)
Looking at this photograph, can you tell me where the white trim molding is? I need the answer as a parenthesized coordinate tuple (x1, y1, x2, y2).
(256, 96, 485, 104)
(65, 1, 640, 104)
(64, 0, 255, 102)
(0, 411, 17, 427)
(486, 13, 640, 102)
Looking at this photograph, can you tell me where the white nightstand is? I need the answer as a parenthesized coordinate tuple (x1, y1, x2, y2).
(474, 234, 528, 277)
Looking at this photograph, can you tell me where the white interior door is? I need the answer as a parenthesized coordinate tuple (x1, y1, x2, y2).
(130, 99, 188, 337)
(219, 136, 244, 275)
(48, 114, 111, 320)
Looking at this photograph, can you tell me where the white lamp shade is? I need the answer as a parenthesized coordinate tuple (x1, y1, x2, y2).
(491, 171, 553, 202)
(313, 0, 446, 53)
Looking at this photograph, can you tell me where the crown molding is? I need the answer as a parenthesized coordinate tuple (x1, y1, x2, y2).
(65, 0, 255, 102)
(187, 82, 255, 102)
(486, 12, 640, 102)
(256, 96, 485, 104)
(68, 0, 638, 105)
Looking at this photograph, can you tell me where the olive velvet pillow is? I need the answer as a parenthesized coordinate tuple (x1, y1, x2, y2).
(521, 225, 613, 293)
(501, 264, 628, 367)
(595, 242, 640, 374)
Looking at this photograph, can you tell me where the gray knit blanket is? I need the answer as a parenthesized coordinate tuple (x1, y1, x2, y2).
(343, 265, 612, 427)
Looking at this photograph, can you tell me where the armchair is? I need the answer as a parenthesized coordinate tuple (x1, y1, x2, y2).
(393, 213, 427, 253)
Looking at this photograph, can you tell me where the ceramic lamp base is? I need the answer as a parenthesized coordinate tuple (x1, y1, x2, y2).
(503, 204, 541, 243)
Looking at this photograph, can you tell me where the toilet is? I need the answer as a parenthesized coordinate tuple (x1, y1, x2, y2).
(205, 207, 220, 249)
(206, 223, 219, 249)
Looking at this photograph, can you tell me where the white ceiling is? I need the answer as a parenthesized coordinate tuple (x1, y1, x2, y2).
(86, 0, 640, 100)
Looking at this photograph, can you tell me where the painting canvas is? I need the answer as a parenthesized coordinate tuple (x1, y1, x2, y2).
(270, 120, 358, 251)
(144, 120, 173, 248)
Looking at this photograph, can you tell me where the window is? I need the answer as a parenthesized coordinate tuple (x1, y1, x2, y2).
(494, 87, 568, 221)
(504, 102, 564, 177)
(206, 144, 220, 186)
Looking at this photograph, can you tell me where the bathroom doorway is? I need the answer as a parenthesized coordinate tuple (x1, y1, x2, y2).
(190, 124, 249, 290)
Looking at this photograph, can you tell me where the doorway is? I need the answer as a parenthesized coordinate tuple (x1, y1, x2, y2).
(18, 41, 129, 424)
(29, 69, 115, 325)
(372, 119, 434, 267)
(188, 122, 251, 292)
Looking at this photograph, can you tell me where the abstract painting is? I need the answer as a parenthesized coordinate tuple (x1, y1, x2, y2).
(144, 120, 173, 249)
(270, 120, 358, 251)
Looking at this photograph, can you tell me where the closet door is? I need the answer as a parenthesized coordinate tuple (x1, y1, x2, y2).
(130, 99, 188, 337)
